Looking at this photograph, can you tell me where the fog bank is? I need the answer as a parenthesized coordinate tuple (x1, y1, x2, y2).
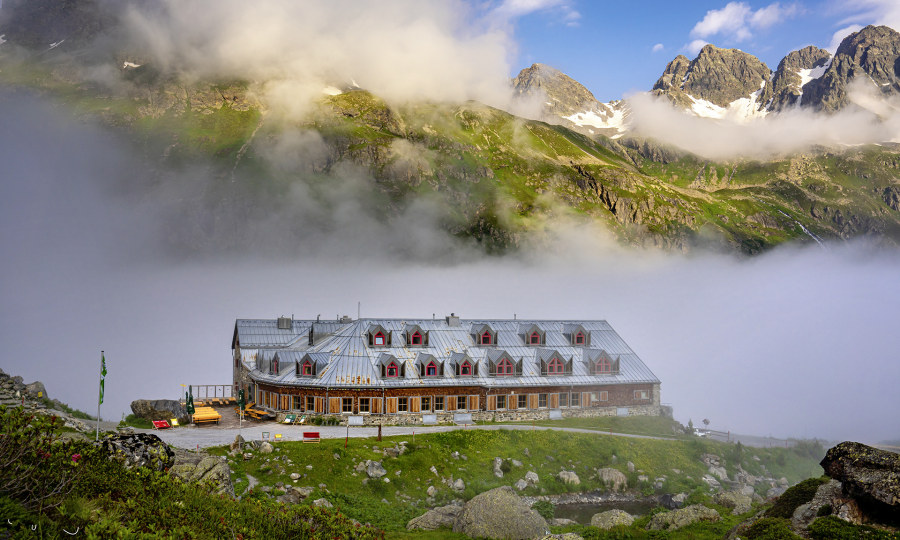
(1, 91, 899, 443)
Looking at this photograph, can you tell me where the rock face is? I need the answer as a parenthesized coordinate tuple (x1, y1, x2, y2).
(653, 44, 772, 109)
(169, 448, 234, 496)
(791, 479, 863, 529)
(820, 441, 900, 523)
(453, 486, 549, 539)
(803, 25, 900, 111)
(769, 46, 832, 110)
(512, 63, 600, 118)
(130, 399, 189, 424)
(100, 433, 175, 472)
(647, 504, 720, 530)
(591, 509, 634, 529)
(407, 503, 463, 531)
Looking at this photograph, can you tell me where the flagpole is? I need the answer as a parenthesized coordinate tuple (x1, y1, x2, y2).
(96, 350, 103, 441)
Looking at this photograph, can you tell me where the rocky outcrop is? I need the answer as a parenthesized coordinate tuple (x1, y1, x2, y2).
(803, 25, 900, 111)
(647, 504, 720, 530)
(791, 479, 863, 529)
(169, 448, 234, 496)
(513, 63, 599, 118)
(820, 441, 900, 524)
(558, 471, 580, 486)
(407, 503, 463, 531)
(591, 509, 634, 529)
(130, 399, 189, 424)
(453, 486, 549, 539)
(366, 461, 387, 478)
(100, 433, 175, 472)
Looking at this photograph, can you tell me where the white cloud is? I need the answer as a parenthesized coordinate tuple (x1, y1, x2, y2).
(489, 0, 580, 26)
(829, 0, 900, 53)
(652, 43, 665, 53)
(691, 2, 800, 43)
(686, 39, 709, 56)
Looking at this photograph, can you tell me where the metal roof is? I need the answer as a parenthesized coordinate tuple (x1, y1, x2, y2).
(239, 318, 659, 389)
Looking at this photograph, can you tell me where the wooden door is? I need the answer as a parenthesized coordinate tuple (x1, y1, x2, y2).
(468, 395, 479, 411)
(386, 397, 398, 414)
(487, 395, 497, 411)
(550, 393, 559, 409)
(410, 397, 421, 413)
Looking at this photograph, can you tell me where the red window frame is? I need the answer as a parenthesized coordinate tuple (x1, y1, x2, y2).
(575, 332, 584, 345)
(529, 332, 541, 345)
(386, 361, 399, 377)
(426, 361, 437, 376)
(460, 360, 472, 376)
(548, 358, 563, 374)
(497, 358, 514, 376)
(480, 331, 492, 345)
(411, 331, 422, 345)
(302, 361, 312, 375)
(374, 332, 385, 346)
(595, 358, 611, 373)
(272, 359, 279, 373)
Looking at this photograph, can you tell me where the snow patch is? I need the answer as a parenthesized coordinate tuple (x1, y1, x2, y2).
(687, 81, 767, 123)
(796, 58, 831, 88)
(322, 86, 342, 96)
(48, 40, 65, 50)
(122, 62, 142, 69)
(564, 104, 627, 132)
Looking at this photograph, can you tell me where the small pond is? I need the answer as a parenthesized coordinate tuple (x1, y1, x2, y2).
(553, 499, 660, 525)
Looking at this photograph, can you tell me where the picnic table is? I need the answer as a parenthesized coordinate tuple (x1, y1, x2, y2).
(192, 406, 222, 424)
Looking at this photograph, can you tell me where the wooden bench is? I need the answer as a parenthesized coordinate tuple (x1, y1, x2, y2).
(302, 432, 320, 443)
(192, 406, 222, 424)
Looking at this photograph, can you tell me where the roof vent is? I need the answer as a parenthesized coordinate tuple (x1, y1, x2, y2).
(339, 315, 353, 323)
(446, 313, 460, 327)
(276, 316, 292, 330)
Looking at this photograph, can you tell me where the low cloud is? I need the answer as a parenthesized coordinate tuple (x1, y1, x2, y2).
(624, 80, 900, 160)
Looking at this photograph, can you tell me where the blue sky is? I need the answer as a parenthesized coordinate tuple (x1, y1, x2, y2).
(495, 0, 900, 101)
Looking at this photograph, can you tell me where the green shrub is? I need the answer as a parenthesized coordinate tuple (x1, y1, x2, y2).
(744, 517, 803, 539)
(816, 503, 832, 517)
(808, 516, 900, 540)
(766, 477, 829, 518)
(531, 500, 554, 521)
(122, 414, 152, 429)
(500, 459, 512, 474)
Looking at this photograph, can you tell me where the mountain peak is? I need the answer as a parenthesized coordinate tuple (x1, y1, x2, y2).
(512, 63, 598, 118)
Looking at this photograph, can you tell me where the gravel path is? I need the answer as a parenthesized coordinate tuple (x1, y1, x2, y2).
(146, 422, 675, 449)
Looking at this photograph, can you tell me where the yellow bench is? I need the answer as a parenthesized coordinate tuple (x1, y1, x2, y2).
(192, 407, 221, 424)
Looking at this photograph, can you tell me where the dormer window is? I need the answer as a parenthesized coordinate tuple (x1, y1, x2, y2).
(595, 357, 611, 373)
(575, 332, 585, 345)
(529, 332, 541, 345)
(386, 361, 399, 377)
(426, 361, 437, 376)
(374, 332, 385, 346)
(481, 331, 492, 345)
(302, 360, 312, 376)
(411, 331, 422, 345)
(461, 360, 472, 375)
(548, 357, 564, 374)
(497, 358, 514, 376)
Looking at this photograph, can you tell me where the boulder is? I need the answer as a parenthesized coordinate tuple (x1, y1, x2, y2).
(713, 490, 752, 515)
(407, 503, 463, 530)
(25, 381, 47, 399)
(820, 441, 900, 518)
(100, 433, 175, 472)
(514, 479, 528, 491)
(367, 461, 387, 478)
(312, 498, 333, 508)
(627, 461, 635, 472)
(558, 471, 580, 486)
(130, 399, 189, 424)
(259, 442, 274, 454)
(647, 505, 720, 530)
(791, 479, 863, 529)
(452, 478, 465, 492)
(708, 466, 728, 481)
(525, 471, 540, 485)
(168, 450, 234, 496)
(598, 468, 627, 492)
(453, 486, 549, 539)
(591, 509, 634, 529)
(493, 457, 504, 478)
(427, 485, 436, 497)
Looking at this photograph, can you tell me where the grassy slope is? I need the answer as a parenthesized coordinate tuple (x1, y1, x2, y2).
(209, 417, 824, 536)
(3, 52, 899, 253)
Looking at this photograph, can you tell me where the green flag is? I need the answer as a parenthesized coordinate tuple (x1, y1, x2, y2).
(99, 352, 107, 405)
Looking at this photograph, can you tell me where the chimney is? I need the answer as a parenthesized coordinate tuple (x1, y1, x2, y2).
(340, 315, 353, 323)
(276, 316, 292, 330)
(446, 313, 460, 327)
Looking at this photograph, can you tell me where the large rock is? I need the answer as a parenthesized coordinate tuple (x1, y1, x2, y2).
(791, 479, 863, 529)
(558, 471, 580, 486)
(453, 486, 549, 539)
(493, 457, 504, 478)
(591, 509, 634, 529)
(100, 433, 175, 472)
(25, 381, 48, 399)
(713, 490, 752, 515)
(820, 441, 900, 523)
(598, 468, 627, 492)
(367, 461, 387, 478)
(130, 399, 189, 424)
(647, 505, 720, 530)
(407, 503, 463, 530)
(169, 448, 234, 496)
